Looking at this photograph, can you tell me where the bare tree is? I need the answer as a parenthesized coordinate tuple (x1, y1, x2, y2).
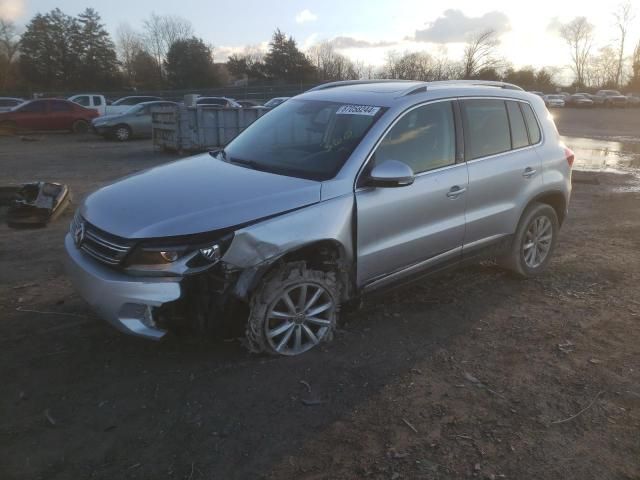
(116, 23, 144, 84)
(613, 1, 634, 88)
(307, 41, 358, 81)
(142, 13, 193, 78)
(629, 40, 640, 90)
(586, 46, 621, 88)
(560, 17, 595, 88)
(462, 30, 502, 79)
(0, 19, 20, 89)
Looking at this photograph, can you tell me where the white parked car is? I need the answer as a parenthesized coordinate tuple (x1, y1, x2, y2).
(195, 96, 242, 108)
(544, 94, 565, 108)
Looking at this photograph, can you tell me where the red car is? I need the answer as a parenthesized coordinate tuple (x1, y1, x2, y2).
(0, 98, 99, 133)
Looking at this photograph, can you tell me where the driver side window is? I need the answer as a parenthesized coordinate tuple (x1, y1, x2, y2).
(372, 101, 455, 174)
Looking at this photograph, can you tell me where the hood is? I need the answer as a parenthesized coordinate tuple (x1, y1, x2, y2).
(81, 154, 321, 238)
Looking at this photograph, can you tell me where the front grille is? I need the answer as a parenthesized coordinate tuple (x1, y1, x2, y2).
(71, 213, 134, 266)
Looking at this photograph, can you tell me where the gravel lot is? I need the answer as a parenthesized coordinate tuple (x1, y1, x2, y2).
(0, 109, 639, 479)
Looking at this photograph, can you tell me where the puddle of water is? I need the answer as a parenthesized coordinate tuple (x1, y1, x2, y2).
(561, 135, 640, 172)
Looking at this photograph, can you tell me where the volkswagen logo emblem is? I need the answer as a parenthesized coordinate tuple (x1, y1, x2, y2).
(73, 221, 85, 248)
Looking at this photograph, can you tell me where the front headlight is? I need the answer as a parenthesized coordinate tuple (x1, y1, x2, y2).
(125, 233, 233, 270)
(126, 247, 187, 265)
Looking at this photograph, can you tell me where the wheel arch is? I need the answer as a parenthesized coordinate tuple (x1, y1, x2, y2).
(230, 239, 354, 302)
(524, 190, 567, 226)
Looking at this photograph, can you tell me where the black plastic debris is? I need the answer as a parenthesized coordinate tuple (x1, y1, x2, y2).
(1, 182, 71, 228)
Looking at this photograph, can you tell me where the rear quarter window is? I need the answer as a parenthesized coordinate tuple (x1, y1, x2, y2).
(461, 99, 511, 160)
(506, 101, 529, 149)
(520, 103, 541, 144)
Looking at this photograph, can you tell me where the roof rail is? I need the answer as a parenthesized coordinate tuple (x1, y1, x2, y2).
(307, 79, 420, 92)
(426, 80, 524, 91)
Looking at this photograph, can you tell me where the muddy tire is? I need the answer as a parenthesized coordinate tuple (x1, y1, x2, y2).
(112, 124, 131, 141)
(72, 119, 89, 134)
(245, 262, 340, 356)
(499, 202, 559, 278)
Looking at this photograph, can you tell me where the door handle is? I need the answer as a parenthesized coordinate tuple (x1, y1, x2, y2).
(446, 186, 467, 198)
(522, 167, 537, 178)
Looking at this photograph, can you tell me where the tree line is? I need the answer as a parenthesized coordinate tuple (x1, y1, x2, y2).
(0, 4, 639, 94)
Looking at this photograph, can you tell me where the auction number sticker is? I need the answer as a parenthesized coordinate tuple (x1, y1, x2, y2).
(336, 105, 381, 116)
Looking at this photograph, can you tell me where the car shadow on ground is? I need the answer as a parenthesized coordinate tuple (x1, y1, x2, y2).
(1, 260, 520, 479)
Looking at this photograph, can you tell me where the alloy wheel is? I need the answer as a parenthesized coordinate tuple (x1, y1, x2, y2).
(265, 282, 335, 356)
(522, 215, 553, 268)
(114, 126, 130, 141)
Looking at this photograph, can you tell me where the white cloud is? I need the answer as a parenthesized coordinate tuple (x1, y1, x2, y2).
(0, 0, 25, 20)
(295, 9, 318, 24)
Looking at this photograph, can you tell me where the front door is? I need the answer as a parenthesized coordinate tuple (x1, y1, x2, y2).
(356, 100, 468, 287)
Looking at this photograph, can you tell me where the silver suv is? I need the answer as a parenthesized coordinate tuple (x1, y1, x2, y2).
(65, 80, 573, 356)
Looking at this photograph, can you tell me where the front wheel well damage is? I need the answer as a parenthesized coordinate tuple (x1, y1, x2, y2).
(159, 240, 353, 338)
(235, 240, 353, 302)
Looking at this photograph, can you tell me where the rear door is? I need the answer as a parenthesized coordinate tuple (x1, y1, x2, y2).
(356, 100, 468, 288)
(461, 98, 543, 255)
(48, 100, 75, 130)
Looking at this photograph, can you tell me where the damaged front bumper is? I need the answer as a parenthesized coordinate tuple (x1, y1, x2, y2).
(64, 234, 182, 339)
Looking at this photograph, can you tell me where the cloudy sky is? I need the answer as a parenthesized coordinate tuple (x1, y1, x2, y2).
(2, 0, 638, 81)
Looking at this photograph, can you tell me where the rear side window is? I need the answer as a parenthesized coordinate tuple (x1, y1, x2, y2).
(18, 101, 46, 113)
(506, 101, 529, 149)
(198, 98, 226, 106)
(520, 103, 541, 144)
(373, 101, 456, 174)
(51, 100, 73, 112)
(461, 99, 510, 160)
(74, 96, 90, 106)
(93, 96, 102, 106)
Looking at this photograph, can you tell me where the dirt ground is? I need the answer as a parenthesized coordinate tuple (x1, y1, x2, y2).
(0, 109, 639, 479)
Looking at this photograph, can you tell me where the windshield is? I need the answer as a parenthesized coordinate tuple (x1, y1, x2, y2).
(222, 99, 385, 180)
(124, 104, 143, 115)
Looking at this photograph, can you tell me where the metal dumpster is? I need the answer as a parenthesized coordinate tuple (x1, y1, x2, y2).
(152, 105, 266, 152)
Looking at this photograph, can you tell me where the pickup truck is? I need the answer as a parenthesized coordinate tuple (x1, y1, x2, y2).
(68, 94, 162, 116)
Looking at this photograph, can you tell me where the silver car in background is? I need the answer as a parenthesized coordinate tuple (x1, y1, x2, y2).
(66, 80, 573, 356)
(92, 100, 177, 141)
(0, 97, 24, 112)
(544, 94, 565, 108)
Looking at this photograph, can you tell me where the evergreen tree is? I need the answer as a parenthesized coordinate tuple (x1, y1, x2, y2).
(20, 8, 120, 90)
(264, 29, 316, 83)
(77, 8, 120, 89)
(20, 8, 82, 89)
(164, 37, 217, 88)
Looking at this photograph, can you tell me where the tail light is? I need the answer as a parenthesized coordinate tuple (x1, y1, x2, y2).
(564, 147, 575, 168)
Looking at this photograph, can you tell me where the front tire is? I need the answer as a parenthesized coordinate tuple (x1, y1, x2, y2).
(499, 203, 559, 278)
(245, 262, 340, 356)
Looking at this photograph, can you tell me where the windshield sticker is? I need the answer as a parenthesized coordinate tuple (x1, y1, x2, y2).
(336, 105, 381, 116)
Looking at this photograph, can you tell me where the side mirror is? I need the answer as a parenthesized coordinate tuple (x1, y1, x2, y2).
(367, 160, 415, 188)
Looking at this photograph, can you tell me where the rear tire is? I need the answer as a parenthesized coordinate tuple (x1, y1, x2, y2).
(112, 124, 131, 141)
(245, 262, 340, 356)
(72, 119, 89, 134)
(499, 202, 559, 278)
